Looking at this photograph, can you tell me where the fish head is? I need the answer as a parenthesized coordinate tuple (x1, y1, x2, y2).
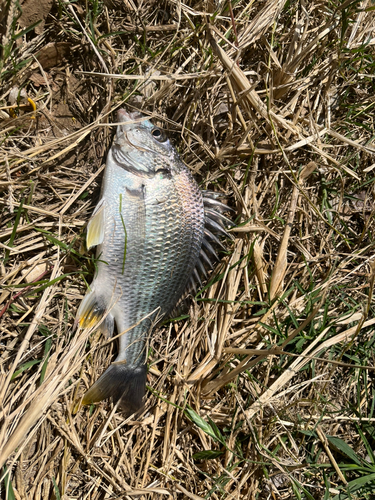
(112, 108, 177, 177)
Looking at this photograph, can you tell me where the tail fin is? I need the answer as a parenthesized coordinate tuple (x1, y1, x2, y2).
(75, 288, 114, 337)
(82, 362, 147, 416)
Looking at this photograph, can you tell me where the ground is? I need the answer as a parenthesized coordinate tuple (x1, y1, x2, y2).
(1, 1, 375, 499)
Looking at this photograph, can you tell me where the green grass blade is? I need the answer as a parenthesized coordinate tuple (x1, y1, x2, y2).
(1, 466, 15, 500)
(11, 359, 41, 380)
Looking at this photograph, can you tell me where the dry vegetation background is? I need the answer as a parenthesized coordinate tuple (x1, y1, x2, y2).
(1, 0, 375, 498)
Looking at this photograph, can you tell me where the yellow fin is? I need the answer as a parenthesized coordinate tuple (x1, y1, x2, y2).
(76, 289, 105, 329)
(87, 200, 105, 250)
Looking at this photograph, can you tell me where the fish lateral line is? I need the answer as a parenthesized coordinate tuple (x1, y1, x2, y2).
(119, 193, 127, 275)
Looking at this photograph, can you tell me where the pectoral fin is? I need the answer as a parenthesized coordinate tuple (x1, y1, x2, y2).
(87, 199, 106, 250)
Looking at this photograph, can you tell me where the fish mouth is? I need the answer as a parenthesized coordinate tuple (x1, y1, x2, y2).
(116, 108, 144, 150)
(115, 107, 169, 164)
(117, 108, 143, 122)
(115, 108, 158, 155)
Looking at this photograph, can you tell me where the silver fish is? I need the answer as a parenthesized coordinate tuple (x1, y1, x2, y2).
(76, 109, 232, 415)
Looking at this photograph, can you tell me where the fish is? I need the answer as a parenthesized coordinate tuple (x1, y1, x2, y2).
(76, 108, 233, 415)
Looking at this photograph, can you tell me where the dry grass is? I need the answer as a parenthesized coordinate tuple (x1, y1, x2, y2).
(1, 0, 375, 498)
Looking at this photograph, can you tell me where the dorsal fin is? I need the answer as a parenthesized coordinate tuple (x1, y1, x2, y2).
(196, 191, 234, 277)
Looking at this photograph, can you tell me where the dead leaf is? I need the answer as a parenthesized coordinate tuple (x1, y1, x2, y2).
(29, 73, 52, 87)
(36, 42, 71, 70)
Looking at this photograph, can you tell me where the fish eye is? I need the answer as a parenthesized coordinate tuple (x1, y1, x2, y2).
(151, 127, 167, 142)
